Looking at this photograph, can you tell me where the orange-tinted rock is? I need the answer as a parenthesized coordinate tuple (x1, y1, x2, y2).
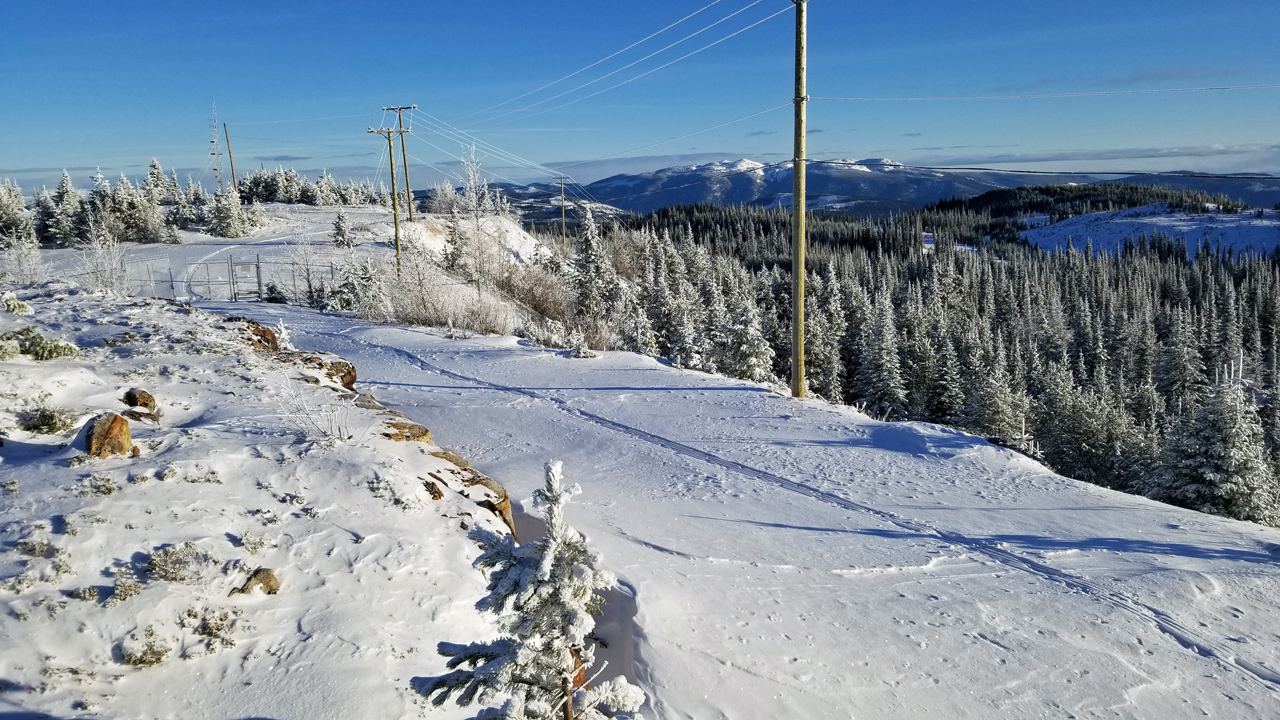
(122, 409, 160, 424)
(465, 473, 518, 541)
(281, 352, 358, 390)
(382, 420, 433, 443)
(430, 449, 471, 470)
(84, 413, 133, 459)
(227, 316, 278, 352)
(123, 388, 157, 412)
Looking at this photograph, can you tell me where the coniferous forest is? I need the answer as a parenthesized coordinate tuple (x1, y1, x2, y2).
(547, 185, 1280, 527)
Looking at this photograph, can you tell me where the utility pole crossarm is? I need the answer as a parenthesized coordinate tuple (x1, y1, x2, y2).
(384, 105, 417, 222)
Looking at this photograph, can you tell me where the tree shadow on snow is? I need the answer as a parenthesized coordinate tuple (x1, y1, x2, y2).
(689, 516, 1278, 564)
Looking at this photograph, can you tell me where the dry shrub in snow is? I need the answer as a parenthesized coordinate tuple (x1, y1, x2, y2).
(495, 262, 572, 322)
(146, 542, 213, 582)
(1, 326, 80, 360)
(120, 626, 170, 667)
(77, 212, 131, 295)
(1, 291, 33, 315)
(18, 406, 78, 435)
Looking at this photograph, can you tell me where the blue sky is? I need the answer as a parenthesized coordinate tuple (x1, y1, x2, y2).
(2, 0, 1278, 191)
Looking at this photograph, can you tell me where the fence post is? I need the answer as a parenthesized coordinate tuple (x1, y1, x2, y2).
(228, 256, 236, 301)
(256, 254, 263, 298)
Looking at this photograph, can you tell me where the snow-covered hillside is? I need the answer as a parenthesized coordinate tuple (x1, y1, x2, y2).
(1021, 204, 1280, 255)
(7, 204, 1280, 719)
(215, 298, 1280, 719)
(0, 287, 523, 719)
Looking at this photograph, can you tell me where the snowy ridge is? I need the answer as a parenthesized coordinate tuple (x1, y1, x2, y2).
(1020, 203, 1280, 255)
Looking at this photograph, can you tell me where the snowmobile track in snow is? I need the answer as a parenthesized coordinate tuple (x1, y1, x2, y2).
(327, 331, 1280, 692)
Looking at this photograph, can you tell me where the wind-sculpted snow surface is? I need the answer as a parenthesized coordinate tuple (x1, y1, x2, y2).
(192, 302, 1280, 719)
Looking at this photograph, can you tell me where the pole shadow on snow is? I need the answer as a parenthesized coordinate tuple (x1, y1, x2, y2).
(367, 380, 767, 394)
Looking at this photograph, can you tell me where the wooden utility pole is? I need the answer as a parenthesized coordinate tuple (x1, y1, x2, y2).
(791, 0, 809, 398)
(368, 126, 408, 275)
(384, 105, 417, 221)
(223, 123, 239, 192)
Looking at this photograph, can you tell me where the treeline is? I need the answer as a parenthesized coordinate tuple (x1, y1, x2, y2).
(931, 182, 1251, 223)
(0, 162, 407, 249)
(547, 197, 1280, 526)
(236, 166, 400, 208)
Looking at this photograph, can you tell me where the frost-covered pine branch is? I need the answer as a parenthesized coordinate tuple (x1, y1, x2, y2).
(419, 461, 645, 720)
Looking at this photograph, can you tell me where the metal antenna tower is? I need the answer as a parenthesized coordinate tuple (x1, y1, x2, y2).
(209, 103, 224, 191)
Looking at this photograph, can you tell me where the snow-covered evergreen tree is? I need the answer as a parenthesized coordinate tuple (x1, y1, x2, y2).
(854, 295, 906, 419)
(573, 208, 617, 321)
(328, 258, 392, 322)
(0, 179, 34, 249)
(420, 461, 645, 720)
(615, 285, 659, 356)
(1145, 370, 1278, 525)
(724, 300, 776, 384)
(331, 210, 354, 248)
(667, 301, 704, 371)
(207, 185, 250, 238)
(37, 171, 83, 246)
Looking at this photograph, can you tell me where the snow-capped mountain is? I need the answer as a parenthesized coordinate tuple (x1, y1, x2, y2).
(579, 158, 1088, 214)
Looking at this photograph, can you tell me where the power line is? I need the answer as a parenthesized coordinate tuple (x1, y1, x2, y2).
(811, 83, 1280, 102)
(556, 101, 793, 171)
(486, 4, 795, 129)
(410, 108, 607, 206)
(452, 0, 727, 122)
(235, 112, 379, 125)
(472, 1, 785, 129)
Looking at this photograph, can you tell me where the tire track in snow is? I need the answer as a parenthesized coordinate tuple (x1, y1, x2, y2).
(322, 331, 1280, 691)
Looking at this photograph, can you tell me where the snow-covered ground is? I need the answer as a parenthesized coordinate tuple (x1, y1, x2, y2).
(7, 209, 1280, 719)
(1021, 204, 1280, 255)
(0, 288, 512, 719)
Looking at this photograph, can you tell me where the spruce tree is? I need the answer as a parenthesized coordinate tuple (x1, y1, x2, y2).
(332, 210, 354, 248)
(420, 462, 646, 720)
(0, 179, 34, 249)
(1146, 372, 1278, 525)
(854, 295, 906, 419)
(725, 300, 776, 384)
(573, 208, 617, 321)
(207, 184, 250, 238)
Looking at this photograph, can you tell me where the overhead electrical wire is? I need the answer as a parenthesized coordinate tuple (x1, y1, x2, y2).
(811, 83, 1280, 102)
(478, 3, 794, 129)
(470, 0, 778, 128)
(236, 112, 378, 126)
(556, 101, 793, 171)
(453, 0, 727, 123)
(410, 108, 605, 205)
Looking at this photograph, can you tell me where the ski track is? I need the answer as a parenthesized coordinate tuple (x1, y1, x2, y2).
(315, 329, 1280, 692)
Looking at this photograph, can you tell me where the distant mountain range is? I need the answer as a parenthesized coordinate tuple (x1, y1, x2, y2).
(487, 158, 1280, 221)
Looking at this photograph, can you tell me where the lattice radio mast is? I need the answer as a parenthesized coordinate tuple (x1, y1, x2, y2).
(209, 103, 224, 191)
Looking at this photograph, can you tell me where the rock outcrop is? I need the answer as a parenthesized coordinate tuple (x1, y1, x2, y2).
(83, 413, 137, 459)
(229, 567, 280, 596)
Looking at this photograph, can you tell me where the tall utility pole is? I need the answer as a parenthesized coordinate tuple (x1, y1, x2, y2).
(368, 126, 409, 275)
(791, 0, 809, 399)
(384, 105, 417, 221)
(223, 123, 239, 193)
(556, 176, 570, 254)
